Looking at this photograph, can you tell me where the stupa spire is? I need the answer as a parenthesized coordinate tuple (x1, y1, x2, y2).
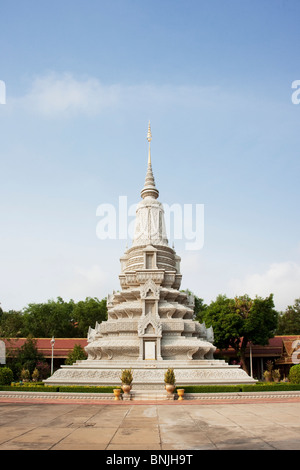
(147, 120, 152, 165)
(141, 121, 159, 200)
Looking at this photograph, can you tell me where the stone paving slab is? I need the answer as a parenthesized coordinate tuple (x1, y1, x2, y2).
(1, 398, 300, 450)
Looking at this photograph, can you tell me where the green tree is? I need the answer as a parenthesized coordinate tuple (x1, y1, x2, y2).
(21, 297, 76, 338)
(0, 310, 24, 337)
(10, 296, 108, 338)
(65, 344, 87, 365)
(200, 294, 278, 374)
(0, 367, 14, 385)
(7, 337, 46, 379)
(72, 297, 107, 337)
(181, 290, 207, 321)
(277, 298, 300, 335)
(194, 295, 208, 322)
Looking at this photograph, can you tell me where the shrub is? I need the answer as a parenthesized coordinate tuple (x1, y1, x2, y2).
(20, 368, 30, 382)
(176, 385, 241, 393)
(0, 367, 14, 385)
(57, 386, 120, 393)
(263, 370, 272, 382)
(272, 369, 281, 381)
(164, 368, 175, 385)
(120, 369, 133, 385)
(0, 385, 59, 392)
(241, 383, 300, 392)
(65, 344, 87, 365)
(289, 364, 300, 384)
(32, 368, 39, 382)
(36, 361, 50, 380)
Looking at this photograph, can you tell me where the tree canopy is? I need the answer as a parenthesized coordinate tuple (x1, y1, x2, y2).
(0, 297, 107, 338)
(276, 298, 300, 335)
(198, 293, 278, 373)
(65, 344, 88, 365)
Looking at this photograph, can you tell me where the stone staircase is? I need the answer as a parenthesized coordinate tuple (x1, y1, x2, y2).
(125, 389, 175, 401)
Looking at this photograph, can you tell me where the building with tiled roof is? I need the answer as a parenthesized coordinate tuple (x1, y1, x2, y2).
(215, 336, 300, 379)
(3, 335, 300, 380)
(3, 338, 88, 371)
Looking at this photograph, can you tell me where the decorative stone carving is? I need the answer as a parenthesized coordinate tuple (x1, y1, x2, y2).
(206, 325, 214, 343)
(136, 271, 165, 284)
(138, 314, 162, 337)
(107, 293, 114, 307)
(140, 278, 161, 299)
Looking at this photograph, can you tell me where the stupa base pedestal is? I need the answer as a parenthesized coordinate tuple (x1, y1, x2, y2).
(44, 359, 256, 388)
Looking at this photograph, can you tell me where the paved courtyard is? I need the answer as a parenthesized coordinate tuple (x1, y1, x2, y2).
(1, 398, 300, 450)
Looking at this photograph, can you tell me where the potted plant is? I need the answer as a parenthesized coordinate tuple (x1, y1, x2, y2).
(272, 369, 281, 383)
(120, 368, 133, 395)
(164, 368, 176, 395)
(264, 360, 273, 382)
(32, 368, 39, 382)
(263, 370, 272, 382)
(20, 368, 30, 383)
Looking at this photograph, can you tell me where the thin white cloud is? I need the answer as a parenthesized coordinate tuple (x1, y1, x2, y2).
(16, 73, 120, 117)
(228, 261, 300, 311)
(13, 72, 227, 118)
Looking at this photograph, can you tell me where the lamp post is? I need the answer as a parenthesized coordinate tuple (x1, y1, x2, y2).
(50, 336, 55, 375)
(249, 341, 253, 378)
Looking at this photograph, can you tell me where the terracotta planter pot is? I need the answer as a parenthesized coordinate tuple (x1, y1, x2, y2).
(177, 389, 185, 400)
(165, 383, 175, 394)
(113, 388, 121, 400)
(122, 384, 132, 395)
(264, 372, 272, 382)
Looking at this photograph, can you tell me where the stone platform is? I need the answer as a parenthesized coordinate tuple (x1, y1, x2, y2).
(45, 359, 255, 388)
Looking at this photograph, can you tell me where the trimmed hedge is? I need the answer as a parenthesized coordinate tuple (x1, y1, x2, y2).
(176, 383, 300, 393)
(240, 383, 300, 392)
(0, 384, 122, 393)
(11, 382, 45, 387)
(0, 385, 59, 392)
(57, 386, 122, 394)
(175, 385, 241, 393)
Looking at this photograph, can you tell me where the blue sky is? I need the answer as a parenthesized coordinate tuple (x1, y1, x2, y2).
(1, 0, 300, 312)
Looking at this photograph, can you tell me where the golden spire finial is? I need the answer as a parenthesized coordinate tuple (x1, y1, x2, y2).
(147, 121, 152, 165)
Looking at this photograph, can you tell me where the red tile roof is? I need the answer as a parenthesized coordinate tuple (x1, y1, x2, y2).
(217, 336, 300, 358)
(3, 335, 299, 360)
(3, 338, 88, 359)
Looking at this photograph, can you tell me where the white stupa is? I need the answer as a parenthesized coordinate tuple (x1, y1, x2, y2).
(46, 124, 255, 388)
